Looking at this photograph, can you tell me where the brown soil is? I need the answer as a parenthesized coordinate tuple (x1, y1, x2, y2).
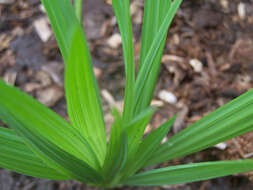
(1, 0, 253, 189)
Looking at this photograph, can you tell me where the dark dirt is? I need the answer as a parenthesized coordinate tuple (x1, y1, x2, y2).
(1, 0, 253, 189)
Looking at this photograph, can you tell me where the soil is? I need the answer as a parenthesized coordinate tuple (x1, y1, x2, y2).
(1, 0, 253, 189)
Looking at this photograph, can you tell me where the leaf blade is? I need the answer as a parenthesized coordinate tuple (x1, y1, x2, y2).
(65, 27, 107, 165)
(112, 0, 135, 123)
(0, 79, 99, 170)
(126, 107, 156, 159)
(126, 160, 253, 186)
(102, 109, 128, 184)
(134, 0, 182, 114)
(0, 127, 70, 180)
(135, 0, 171, 114)
(146, 89, 253, 166)
(42, 0, 107, 164)
(121, 116, 175, 180)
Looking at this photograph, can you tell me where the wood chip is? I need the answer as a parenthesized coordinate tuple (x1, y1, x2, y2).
(36, 85, 64, 107)
(33, 17, 52, 42)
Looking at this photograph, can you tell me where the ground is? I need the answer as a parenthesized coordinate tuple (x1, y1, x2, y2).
(1, 0, 253, 189)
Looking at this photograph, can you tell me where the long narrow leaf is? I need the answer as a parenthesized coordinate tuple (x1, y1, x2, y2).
(42, 0, 107, 164)
(65, 27, 107, 165)
(134, 0, 171, 114)
(0, 80, 100, 170)
(41, 0, 78, 61)
(0, 127, 70, 180)
(146, 89, 253, 166)
(126, 160, 253, 186)
(134, 0, 182, 114)
(112, 0, 135, 123)
(0, 108, 103, 184)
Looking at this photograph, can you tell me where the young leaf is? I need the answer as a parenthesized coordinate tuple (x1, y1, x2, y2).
(145, 89, 253, 167)
(74, 0, 83, 23)
(102, 109, 128, 183)
(112, 0, 135, 123)
(134, 0, 171, 114)
(65, 27, 107, 165)
(41, 0, 79, 61)
(134, 0, 182, 114)
(0, 127, 70, 180)
(121, 117, 175, 180)
(125, 160, 253, 186)
(126, 107, 156, 159)
(0, 79, 100, 170)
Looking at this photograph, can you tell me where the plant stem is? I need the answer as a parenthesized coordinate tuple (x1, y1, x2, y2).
(74, 0, 83, 23)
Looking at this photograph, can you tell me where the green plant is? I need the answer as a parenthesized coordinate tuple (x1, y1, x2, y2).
(1, 0, 253, 188)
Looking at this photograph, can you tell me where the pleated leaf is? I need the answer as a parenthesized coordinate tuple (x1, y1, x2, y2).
(41, 0, 78, 61)
(126, 107, 156, 159)
(0, 108, 103, 184)
(65, 27, 107, 165)
(112, 0, 135, 123)
(126, 160, 253, 186)
(42, 0, 107, 164)
(0, 80, 100, 170)
(134, 0, 182, 114)
(0, 127, 70, 180)
(102, 109, 128, 185)
(146, 89, 253, 167)
(121, 117, 175, 180)
(134, 0, 172, 115)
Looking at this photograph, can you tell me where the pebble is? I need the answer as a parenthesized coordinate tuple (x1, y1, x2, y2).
(33, 17, 52, 42)
(158, 90, 177, 104)
(41, 62, 64, 87)
(151, 99, 164, 107)
(214, 142, 227, 150)
(107, 33, 122, 49)
(189, 59, 203, 73)
(238, 2, 246, 20)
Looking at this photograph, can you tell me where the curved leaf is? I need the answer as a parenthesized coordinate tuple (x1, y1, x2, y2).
(65, 27, 107, 165)
(134, 0, 172, 114)
(0, 80, 99, 170)
(134, 0, 182, 114)
(0, 127, 70, 180)
(112, 0, 135, 123)
(126, 160, 253, 186)
(42, 0, 107, 165)
(146, 89, 253, 166)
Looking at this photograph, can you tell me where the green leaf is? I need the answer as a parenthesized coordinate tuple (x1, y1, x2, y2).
(65, 27, 107, 166)
(102, 109, 128, 184)
(146, 89, 253, 167)
(125, 160, 253, 186)
(134, 0, 182, 114)
(0, 108, 103, 184)
(121, 116, 175, 180)
(74, 0, 83, 23)
(134, 0, 171, 114)
(41, 0, 79, 61)
(42, 0, 107, 164)
(0, 80, 100, 170)
(126, 107, 156, 159)
(112, 0, 135, 123)
(0, 127, 70, 180)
